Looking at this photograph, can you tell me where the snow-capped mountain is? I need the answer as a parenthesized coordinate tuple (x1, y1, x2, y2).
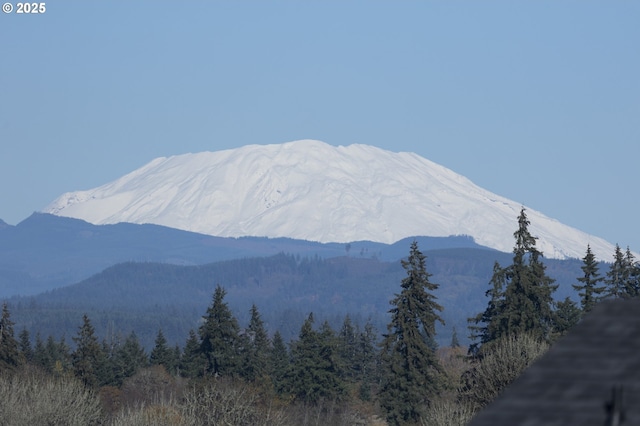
(44, 140, 615, 260)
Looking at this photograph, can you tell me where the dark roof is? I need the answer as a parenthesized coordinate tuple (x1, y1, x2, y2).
(469, 298, 640, 426)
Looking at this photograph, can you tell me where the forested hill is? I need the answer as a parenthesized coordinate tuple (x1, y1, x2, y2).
(0, 212, 485, 298)
(5, 248, 583, 350)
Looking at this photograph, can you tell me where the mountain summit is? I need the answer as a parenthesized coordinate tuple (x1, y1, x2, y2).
(44, 140, 613, 259)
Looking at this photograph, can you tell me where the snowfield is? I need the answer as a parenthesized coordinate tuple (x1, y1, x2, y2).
(44, 140, 616, 260)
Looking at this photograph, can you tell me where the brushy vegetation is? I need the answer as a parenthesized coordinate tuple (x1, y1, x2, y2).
(1, 209, 638, 425)
(0, 366, 103, 426)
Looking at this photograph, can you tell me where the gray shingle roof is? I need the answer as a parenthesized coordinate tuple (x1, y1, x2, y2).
(468, 298, 640, 426)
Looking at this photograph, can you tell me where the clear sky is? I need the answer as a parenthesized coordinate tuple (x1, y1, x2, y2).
(1, 2, 639, 255)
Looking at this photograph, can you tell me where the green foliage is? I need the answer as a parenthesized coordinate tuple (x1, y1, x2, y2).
(46, 335, 72, 376)
(240, 304, 271, 383)
(18, 328, 33, 363)
(269, 330, 289, 393)
(572, 245, 605, 313)
(33, 333, 47, 368)
(9, 248, 590, 351)
(553, 297, 581, 338)
(71, 314, 106, 387)
(469, 261, 511, 350)
(379, 241, 445, 425)
(605, 245, 627, 299)
(199, 285, 241, 377)
(503, 209, 558, 339)
(623, 247, 640, 298)
(470, 209, 558, 350)
(450, 326, 460, 348)
(0, 303, 23, 371)
(336, 315, 379, 399)
(107, 331, 149, 387)
(150, 329, 174, 372)
(357, 320, 379, 400)
(180, 329, 205, 379)
(337, 315, 359, 380)
(284, 313, 346, 403)
(604, 245, 640, 300)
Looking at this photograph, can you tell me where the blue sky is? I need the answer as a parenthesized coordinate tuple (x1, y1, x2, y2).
(1, 2, 639, 255)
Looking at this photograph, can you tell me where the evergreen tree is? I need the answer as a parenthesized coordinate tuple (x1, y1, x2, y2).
(337, 314, 359, 380)
(602, 244, 639, 299)
(180, 329, 206, 378)
(18, 328, 33, 363)
(623, 247, 640, 298)
(471, 209, 557, 350)
(503, 209, 557, 340)
(45, 335, 59, 371)
(572, 245, 605, 313)
(33, 332, 48, 369)
(72, 314, 106, 387)
(170, 344, 181, 376)
(0, 303, 22, 371)
(110, 331, 148, 386)
(450, 326, 460, 348)
(57, 336, 73, 374)
(284, 313, 346, 403)
(46, 335, 72, 376)
(240, 304, 270, 382)
(378, 241, 444, 425)
(99, 334, 120, 386)
(605, 244, 627, 299)
(469, 262, 507, 353)
(356, 320, 379, 401)
(199, 285, 241, 376)
(269, 330, 289, 393)
(150, 329, 173, 370)
(553, 297, 581, 337)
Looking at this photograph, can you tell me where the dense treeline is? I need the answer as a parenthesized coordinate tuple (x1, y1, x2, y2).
(1, 208, 638, 425)
(0, 290, 385, 424)
(5, 248, 586, 351)
(461, 209, 640, 417)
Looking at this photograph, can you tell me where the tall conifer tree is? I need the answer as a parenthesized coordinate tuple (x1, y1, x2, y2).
(379, 241, 444, 425)
(553, 297, 581, 337)
(605, 244, 627, 299)
(72, 314, 106, 387)
(471, 209, 557, 349)
(180, 329, 206, 378)
(337, 314, 359, 380)
(150, 329, 172, 370)
(33, 333, 47, 369)
(284, 313, 346, 403)
(572, 245, 605, 312)
(469, 262, 507, 352)
(240, 304, 270, 382)
(108, 331, 148, 386)
(357, 320, 379, 401)
(0, 303, 22, 371)
(623, 247, 640, 298)
(502, 209, 557, 340)
(199, 285, 241, 376)
(269, 330, 289, 393)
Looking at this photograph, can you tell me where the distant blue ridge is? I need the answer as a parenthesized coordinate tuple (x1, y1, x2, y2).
(0, 213, 493, 298)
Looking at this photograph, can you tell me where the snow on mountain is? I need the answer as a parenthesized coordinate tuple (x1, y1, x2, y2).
(44, 140, 616, 260)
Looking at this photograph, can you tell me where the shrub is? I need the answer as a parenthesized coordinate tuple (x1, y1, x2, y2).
(0, 366, 103, 426)
(181, 378, 288, 426)
(460, 333, 549, 410)
(420, 397, 475, 426)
